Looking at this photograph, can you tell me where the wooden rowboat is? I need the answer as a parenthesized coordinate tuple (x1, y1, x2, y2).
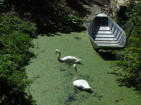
(88, 13, 126, 49)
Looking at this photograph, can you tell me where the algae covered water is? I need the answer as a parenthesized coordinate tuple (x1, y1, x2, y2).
(26, 31, 141, 105)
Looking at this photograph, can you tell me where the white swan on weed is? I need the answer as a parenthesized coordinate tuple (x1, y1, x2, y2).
(55, 49, 81, 64)
(72, 64, 91, 90)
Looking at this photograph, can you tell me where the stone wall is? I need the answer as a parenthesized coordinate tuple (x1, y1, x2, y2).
(82, 0, 128, 28)
(109, 0, 130, 17)
(110, 0, 119, 16)
(101, 0, 128, 17)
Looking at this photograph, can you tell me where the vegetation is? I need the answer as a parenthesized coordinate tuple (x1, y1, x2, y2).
(0, 13, 36, 37)
(0, 0, 84, 33)
(0, 0, 85, 105)
(114, 0, 141, 89)
(0, 12, 36, 105)
(1, 0, 141, 105)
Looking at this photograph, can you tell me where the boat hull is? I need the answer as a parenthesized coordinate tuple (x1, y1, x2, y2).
(88, 13, 126, 49)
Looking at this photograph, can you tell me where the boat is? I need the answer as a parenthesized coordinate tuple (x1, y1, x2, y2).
(88, 13, 126, 49)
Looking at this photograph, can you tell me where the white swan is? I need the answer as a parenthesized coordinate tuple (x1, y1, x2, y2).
(72, 64, 91, 90)
(73, 79, 91, 90)
(55, 49, 81, 64)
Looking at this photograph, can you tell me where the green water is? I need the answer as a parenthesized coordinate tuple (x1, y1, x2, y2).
(26, 31, 141, 105)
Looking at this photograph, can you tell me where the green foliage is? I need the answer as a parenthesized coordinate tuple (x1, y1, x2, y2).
(0, 13, 36, 105)
(114, 0, 141, 88)
(0, 0, 84, 33)
(0, 12, 37, 37)
(63, 14, 84, 31)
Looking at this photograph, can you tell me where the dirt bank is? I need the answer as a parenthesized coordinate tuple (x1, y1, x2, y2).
(73, 0, 129, 28)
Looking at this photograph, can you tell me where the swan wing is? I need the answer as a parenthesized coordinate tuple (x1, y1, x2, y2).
(61, 56, 80, 63)
(61, 56, 78, 60)
(73, 80, 91, 89)
(73, 80, 83, 87)
(80, 80, 91, 89)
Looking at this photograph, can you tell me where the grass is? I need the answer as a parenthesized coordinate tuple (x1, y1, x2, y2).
(26, 31, 141, 105)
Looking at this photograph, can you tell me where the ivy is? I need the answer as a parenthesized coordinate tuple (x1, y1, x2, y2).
(0, 13, 36, 105)
(114, 0, 141, 88)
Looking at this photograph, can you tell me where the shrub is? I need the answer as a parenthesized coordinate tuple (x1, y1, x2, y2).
(0, 0, 84, 33)
(0, 13, 36, 105)
(63, 14, 83, 31)
(114, 0, 141, 88)
(0, 12, 37, 37)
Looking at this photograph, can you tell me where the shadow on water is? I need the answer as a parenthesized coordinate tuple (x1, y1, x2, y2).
(66, 88, 103, 105)
(116, 77, 141, 93)
(108, 70, 141, 95)
(96, 50, 116, 61)
(74, 36, 82, 40)
(75, 87, 93, 93)
(74, 87, 103, 101)
(65, 94, 76, 105)
(60, 69, 66, 72)
(89, 39, 116, 61)
(67, 95, 76, 102)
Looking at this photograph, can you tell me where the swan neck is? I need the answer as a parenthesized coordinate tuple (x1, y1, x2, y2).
(74, 67, 78, 74)
(73, 67, 78, 80)
(57, 51, 62, 62)
(73, 74, 77, 80)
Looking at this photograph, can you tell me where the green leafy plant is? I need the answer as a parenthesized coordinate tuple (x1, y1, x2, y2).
(0, 12, 37, 37)
(0, 13, 36, 105)
(63, 14, 83, 31)
(114, 0, 141, 88)
(0, 0, 84, 33)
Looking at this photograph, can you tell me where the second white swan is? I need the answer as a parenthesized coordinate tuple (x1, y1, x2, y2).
(72, 64, 91, 90)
